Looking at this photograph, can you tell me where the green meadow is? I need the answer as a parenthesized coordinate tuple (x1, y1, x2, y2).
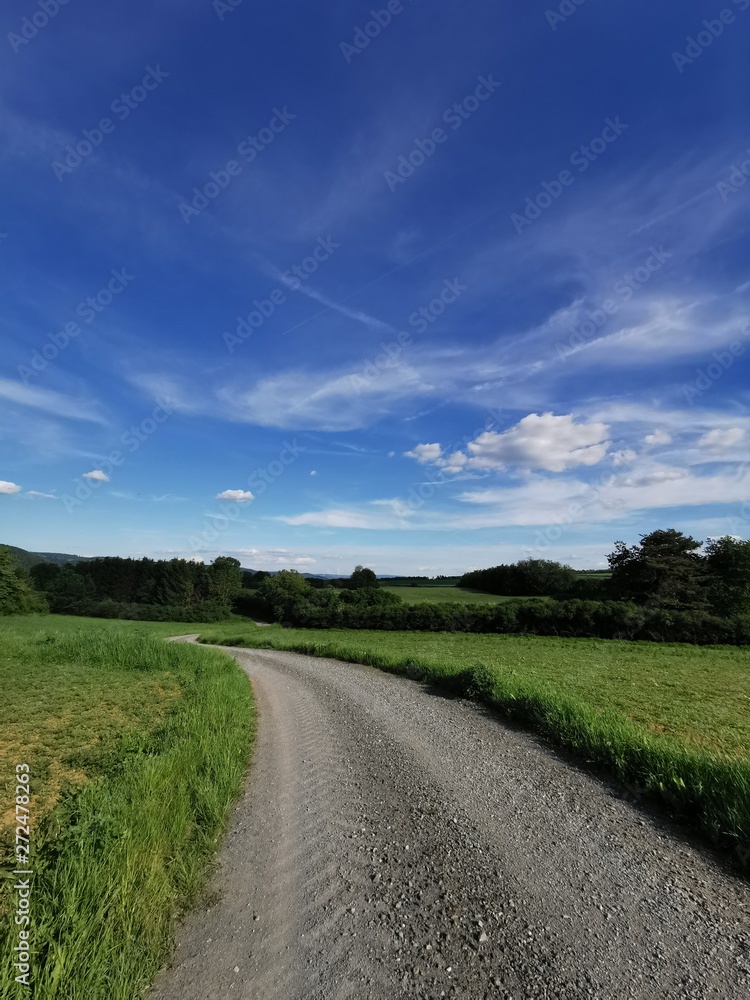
(0, 615, 253, 1000)
(380, 585, 532, 604)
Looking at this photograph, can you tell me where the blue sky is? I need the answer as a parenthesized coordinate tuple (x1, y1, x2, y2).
(2, 0, 749, 574)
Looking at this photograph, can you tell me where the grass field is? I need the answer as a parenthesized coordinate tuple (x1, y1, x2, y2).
(0, 615, 253, 1000)
(381, 585, 531, 604)
(196, 620, 750, 857)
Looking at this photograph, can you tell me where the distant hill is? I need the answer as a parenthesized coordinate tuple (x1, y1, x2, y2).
(1, 544, 89, 572)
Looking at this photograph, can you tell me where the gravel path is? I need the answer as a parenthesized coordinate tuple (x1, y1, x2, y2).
(150, 644, 750, 1000)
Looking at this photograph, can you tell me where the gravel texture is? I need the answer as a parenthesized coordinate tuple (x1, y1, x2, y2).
(149, 643, 750, 1000)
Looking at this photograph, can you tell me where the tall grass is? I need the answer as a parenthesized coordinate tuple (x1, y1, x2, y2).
(0, 622, 254, 1000)
(198, 625, 750, 859)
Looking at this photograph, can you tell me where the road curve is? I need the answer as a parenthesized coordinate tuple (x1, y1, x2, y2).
(150, 643, 750, 1000)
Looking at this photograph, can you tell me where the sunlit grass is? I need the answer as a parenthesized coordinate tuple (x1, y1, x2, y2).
(0, 615, 254, 1000)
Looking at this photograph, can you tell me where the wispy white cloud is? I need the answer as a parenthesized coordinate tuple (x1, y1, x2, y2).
(0, 481, 21, 494)
(0, 380, 107, 424)
(218, 364, 434, 431)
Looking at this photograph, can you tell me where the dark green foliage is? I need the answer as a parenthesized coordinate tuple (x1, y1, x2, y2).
(459, 558, 579, 597)
(30, 561, 63, 590)
(251, 569, 749, 645)
(206, 555, 242, 605)
(31, 554, 241, 620)
(608, 529, 707, 609)
(257, 569, 315, 622)
(705, 536, 750, 616)
(45, 566, 95, 612)
(60, 599, 231, 622)
(0, 546, 48, 614)
(348, 564, 378, 589)
(234, 588, 269, 619)
(241, 569, 271, 589)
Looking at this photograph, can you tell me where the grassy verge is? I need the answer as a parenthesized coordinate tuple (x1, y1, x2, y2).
(196, 621, 750, 860)
(0, 615, 254, 999)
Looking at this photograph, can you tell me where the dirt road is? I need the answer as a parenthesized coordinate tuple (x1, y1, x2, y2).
(150, 644, 749, 999)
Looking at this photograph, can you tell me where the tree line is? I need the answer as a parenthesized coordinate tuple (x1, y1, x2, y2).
(26, 555, 243, 621)
(459, 530, 750, 618)
(1, 529, 748, 644)
(243, 532, 750, 644)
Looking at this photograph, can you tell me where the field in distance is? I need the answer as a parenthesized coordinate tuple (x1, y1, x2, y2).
(380, 585, 533, 604)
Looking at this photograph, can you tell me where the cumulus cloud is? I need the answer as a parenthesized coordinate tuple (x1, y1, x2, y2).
(644, 429, 671, 447)
(83, 469, 110, 482)
(464, 413, 610, 473)
(698, 427, 745, 453)
(403, 415, 610, 473)
(0, 481, 21, 494)
(215, 489, 254, 502)
(441, 451, 468, 472)
(404, 443, 442, 464)
(310, 470, 317, 476)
